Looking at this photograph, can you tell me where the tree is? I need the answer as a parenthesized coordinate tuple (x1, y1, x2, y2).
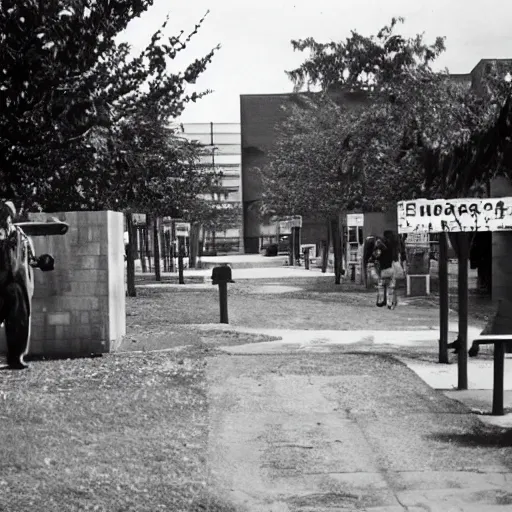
(260, 18, 512, 285)
(265, 19, 512, 218)
(259, 94, 359, 281)
(417, 63, 512, 198)
(0, 1, 219, 212)
(286, 18, 512, 203)
(287, 17, 445, 93)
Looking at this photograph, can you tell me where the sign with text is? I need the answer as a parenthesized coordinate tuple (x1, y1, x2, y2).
(346, 213, 364, 226)
(175, 221, 190, 237)
(398, 198, 512, 233)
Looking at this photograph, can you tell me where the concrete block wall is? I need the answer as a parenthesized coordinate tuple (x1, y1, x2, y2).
(0, 211, 126, 358)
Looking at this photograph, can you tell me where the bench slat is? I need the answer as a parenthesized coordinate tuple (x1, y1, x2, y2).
(473, 335, 512, 342)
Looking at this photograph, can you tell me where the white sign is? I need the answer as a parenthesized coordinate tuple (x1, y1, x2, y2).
(301, 244, 316, 258)
(132, 213, 146, 226)
(398, 198, 512, 233)
(278, 221, 292, 234)
(175, 221, 190, 237)
(346, 213, 364, 227)
(278, 215, 302, 234)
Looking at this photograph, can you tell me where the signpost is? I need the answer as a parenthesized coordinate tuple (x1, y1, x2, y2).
(174, 221, 190, 285)
(175, 221, 191, 238)
(398, 197, 512, 391)
(438, 232, 449, 364)
(277, 216, 302, 266)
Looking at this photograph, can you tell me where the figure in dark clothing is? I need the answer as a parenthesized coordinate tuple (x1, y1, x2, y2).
(363, 230, 406, 309)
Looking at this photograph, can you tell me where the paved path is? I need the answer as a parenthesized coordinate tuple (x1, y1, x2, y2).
(207, 352, 512, 511)
(137, 266, 334, 280)
(200, 323, 512, 427)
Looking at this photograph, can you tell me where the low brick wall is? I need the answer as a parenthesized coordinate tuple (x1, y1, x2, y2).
(0, 211, 126, 358)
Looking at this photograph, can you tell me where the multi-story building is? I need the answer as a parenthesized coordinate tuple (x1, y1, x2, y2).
(180, 122, 243, 254)
(240, 89, 370, 254)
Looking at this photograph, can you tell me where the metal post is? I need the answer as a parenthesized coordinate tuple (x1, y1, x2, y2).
(178, 236, 185, 285)
(218, 281, 228, 323)
(294, 227, 301, 265)
(304, 248, 310, 270)
(153, 216, 161, 282)
(126, 213, 136, 297)
(493, 341, 505, 415)
(457, 233, 469, 390)
(439, 232, 449, 364)
(170, 221, 176, 273)
(289, 232, 294, 266)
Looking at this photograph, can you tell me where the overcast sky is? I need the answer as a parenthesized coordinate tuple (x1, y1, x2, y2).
(119, 0, 512, 123)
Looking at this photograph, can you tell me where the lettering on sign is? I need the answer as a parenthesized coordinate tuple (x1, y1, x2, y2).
(397, 198, 512, 233)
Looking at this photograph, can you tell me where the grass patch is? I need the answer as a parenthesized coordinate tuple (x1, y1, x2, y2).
(0, 287, 284, 512)
(0, 348, 236, 512)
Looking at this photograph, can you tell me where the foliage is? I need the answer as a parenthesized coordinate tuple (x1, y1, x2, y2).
(286, 17, 445, 93)
(90, 108, 223, 218)
(0, 0, 220, 215)
(261, 18, 512, 222)
(260, 95, 356, 219)
(418, 63, 512, 197)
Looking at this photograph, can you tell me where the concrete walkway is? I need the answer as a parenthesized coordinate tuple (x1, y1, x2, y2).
(195, 322, 512, 428)
(207, 352, 512, 512)
(137, 265, 335, 280)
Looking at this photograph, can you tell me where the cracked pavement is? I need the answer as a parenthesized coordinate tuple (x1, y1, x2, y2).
(207, 353, 512, 511)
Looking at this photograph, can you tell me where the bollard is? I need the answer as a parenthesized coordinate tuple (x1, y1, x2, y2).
(211, 265, 235, 324)
(303, 247, 310, 270)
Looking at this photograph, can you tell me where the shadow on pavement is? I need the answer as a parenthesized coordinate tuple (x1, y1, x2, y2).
(431, 427, 512, 448)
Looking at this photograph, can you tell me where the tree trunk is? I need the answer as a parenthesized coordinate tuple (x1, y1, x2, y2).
(139, 227, 147, 273)
(160, 222, 168, 273)
(438, 231, 449, 364)
(126, 213, 136, 297)
(144, 226, 151, 273)
(189, 223, 200, 269)
(153, 216, 161, 281)
(331, 217, 343, 285)
(293, 227, 301, 265)
(321, 220, 331, 273)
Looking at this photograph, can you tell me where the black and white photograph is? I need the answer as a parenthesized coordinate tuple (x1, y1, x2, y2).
(2, 1, 512, 510)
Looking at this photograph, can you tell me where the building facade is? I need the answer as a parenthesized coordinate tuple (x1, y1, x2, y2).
(240, 90, 369, 254)
(239, 59, 510, 257)
(180, 122, 243, 254)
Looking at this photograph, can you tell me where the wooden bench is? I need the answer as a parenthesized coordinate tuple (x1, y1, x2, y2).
(468, 299, 512, 415)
